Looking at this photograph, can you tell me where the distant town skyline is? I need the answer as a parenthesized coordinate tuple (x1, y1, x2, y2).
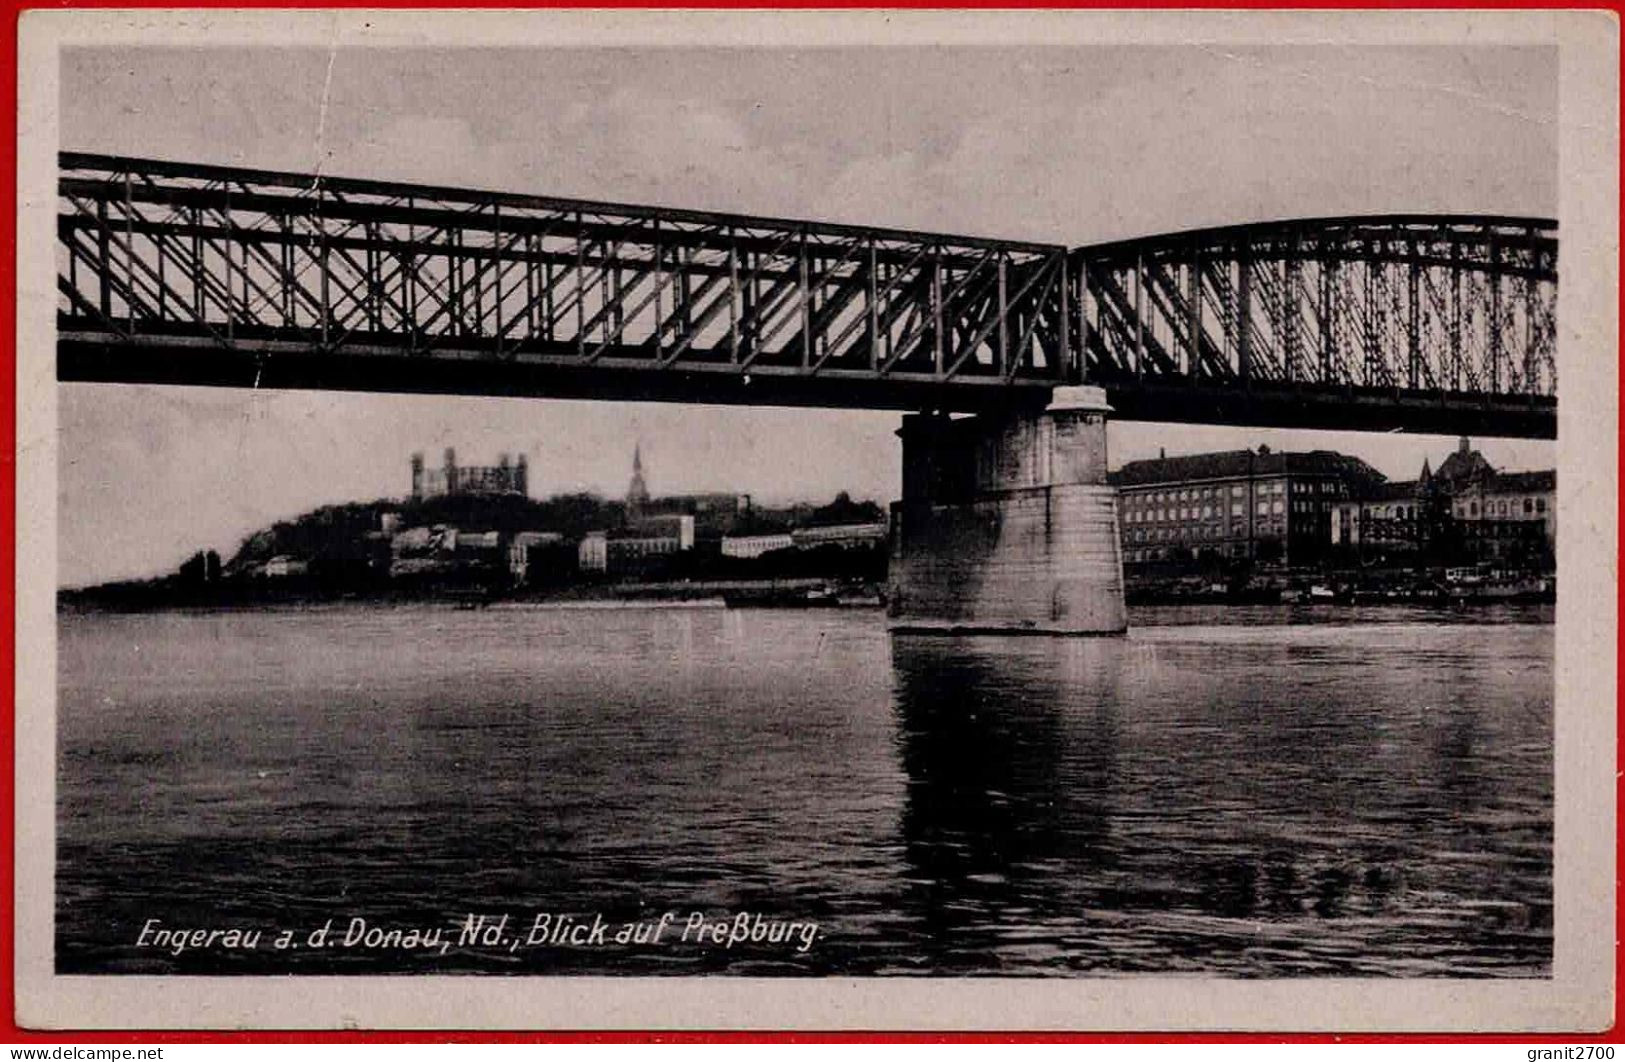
(58, 382, 1555, 588)
(55, 37, 1558, 587)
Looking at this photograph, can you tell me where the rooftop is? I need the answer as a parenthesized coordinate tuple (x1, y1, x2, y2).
(1488, 469, 1556, 493)
(1365, 480, 1421, 502)
(1109, 448, 1386, 489)
(1433, 446, 1496, 486)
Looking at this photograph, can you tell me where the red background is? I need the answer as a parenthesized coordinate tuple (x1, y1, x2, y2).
(3, 1, 1618, 1043)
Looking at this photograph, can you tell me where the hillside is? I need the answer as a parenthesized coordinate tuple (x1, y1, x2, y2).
(227, 493, 625, 571)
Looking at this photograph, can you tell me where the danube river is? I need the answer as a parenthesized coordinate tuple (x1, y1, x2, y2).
(56, 603, 1552, 976)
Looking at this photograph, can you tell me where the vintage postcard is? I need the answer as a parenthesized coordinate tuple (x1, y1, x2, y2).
(13, 9, 1618, 1031)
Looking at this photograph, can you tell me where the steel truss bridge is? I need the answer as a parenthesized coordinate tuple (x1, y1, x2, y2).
(57, 153, 1558, 438)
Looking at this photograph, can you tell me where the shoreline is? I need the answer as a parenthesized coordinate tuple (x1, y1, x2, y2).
(54, 576, 882, 615)
(54, 594, 1558, 624)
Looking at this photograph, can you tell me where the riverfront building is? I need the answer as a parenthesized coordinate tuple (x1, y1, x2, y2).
(1110, 446, 1383, 569)
(577, 531, 609, 573)
(1330, 479, 1425, 558)
(509, 531, 565, 582)
(790, 523, 889, 550)
(1331, 438, 1555, 566)
(721, 524, 887, 560)
(576, 514, 696, 576)
(1446, 469, 1555, 553)
(611, 514, 696, 566)
(387, 525, 507, 579)
(721, 532, 795, 559)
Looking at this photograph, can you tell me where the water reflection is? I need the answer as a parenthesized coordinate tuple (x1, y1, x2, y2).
(56, 607, 1551, 977)
(889, 635, 1125, 972)
(887, 625, 1551, 975)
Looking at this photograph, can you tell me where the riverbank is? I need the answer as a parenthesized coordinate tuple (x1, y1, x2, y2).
(1125, 571, 1555, 607)
(59, 576, 1556, 615)
(1126, 586, 1557, 607)
(56, 576, 887, 613)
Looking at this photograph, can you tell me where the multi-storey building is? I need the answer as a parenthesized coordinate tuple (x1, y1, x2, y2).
(578, 515, 696, 575)
(721, 533, 795, 559)
(1447, 469, 1555, 550)
(1330, 439, 1555, 566)
(1111, 447, 1383, 569)
(578, 531, 609, 573)
(789, 523, 889, 550)
(509, 531, 565, 582)
(1330, 480, 1425, 557)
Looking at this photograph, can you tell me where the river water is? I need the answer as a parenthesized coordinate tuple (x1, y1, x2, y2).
(56, 603, 1552, 976)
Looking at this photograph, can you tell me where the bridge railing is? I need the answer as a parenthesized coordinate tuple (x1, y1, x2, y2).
(57, 152, 1071, 399)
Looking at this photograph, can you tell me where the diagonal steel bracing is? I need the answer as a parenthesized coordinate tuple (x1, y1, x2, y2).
(1070, 216, 1556, 437)
(56, 153, 1556, 436)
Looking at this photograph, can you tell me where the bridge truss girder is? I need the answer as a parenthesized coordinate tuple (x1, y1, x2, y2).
(56, 153, 1557, 437)
(1070, 216, 1557, 436)
(56, 152, 1069, 415)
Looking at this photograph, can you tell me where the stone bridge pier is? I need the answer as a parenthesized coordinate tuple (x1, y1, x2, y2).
(887, 386, 1127, 635)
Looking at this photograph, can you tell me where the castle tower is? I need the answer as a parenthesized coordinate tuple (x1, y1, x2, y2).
(444, 448, 458, 496)
(628, 444, 651, 514)
(515, 453, 529, 497)
(410, 453, 425, 502)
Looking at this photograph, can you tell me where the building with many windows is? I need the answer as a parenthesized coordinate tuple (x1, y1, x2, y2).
(1330, 438, 1555, 567)
(789, 523, 889, 550)
(1330, 479, 1426, 558)
(577, 515, 696, 575)
(721, 532, 795, 559)
(1447, 468, 1555, 553)
(578, 531, 609, 573)
(1110, 447, 1384, 569)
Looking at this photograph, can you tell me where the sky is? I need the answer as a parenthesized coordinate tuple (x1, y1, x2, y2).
(56, 41, 1559, 587)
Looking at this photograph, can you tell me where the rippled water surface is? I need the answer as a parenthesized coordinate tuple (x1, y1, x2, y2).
(57, 604, 1552, 976)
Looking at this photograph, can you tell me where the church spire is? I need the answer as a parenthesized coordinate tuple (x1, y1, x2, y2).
(627, 443, 650, 511)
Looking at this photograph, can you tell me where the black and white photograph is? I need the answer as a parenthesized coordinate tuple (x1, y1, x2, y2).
(15, 10, 1617, 1031)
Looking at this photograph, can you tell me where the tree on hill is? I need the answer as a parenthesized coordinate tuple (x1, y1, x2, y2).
(225, 492, 629, 572)
(228, 501, 395, 571)
(405, 491, 626, 537)
(808, 491, 885, 526)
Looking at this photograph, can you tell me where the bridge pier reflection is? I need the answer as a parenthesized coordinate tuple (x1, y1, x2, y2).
(887, 386, 1127, 634)
(888, 634, 1126, 971)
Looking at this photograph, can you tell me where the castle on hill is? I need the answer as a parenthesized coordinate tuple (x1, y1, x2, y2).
(410, 448, 529, 502)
